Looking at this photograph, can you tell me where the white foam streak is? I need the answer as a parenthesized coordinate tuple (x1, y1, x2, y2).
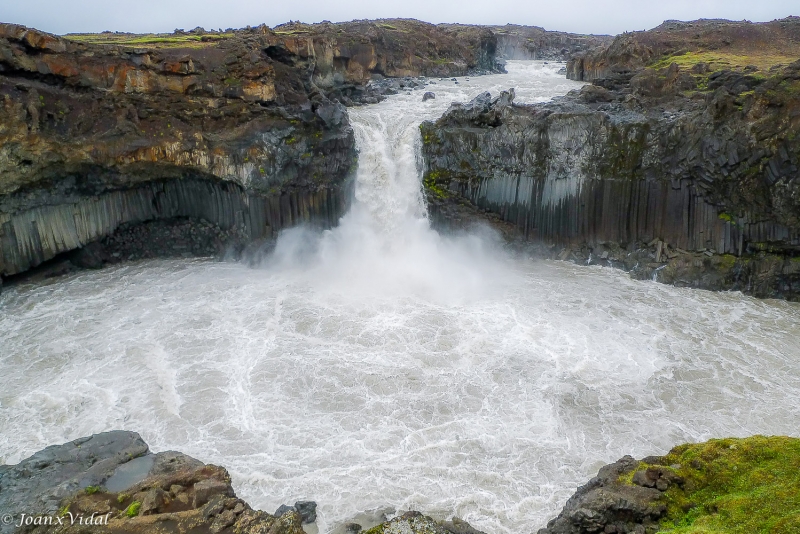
(2, 62, 800, 534)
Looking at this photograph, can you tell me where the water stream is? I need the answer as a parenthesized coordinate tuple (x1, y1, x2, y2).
(1, 62, 799, 533)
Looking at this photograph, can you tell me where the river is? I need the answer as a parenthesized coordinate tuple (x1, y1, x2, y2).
(1, 61, 799, 533)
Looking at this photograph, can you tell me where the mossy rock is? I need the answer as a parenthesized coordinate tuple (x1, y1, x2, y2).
(364, 512, 449, 534)
(629, 436, 800, 533)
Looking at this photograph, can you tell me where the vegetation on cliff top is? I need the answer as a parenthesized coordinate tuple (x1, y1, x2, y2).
(64, 32, 235, 48)
(624, 436, 800, 533)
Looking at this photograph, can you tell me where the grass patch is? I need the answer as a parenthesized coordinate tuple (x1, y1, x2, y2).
(123, 501, 141, 518)
(84, 485, 101, 495)
(64, 33, 234, 49)
(644, 436, 800, 533)
(649, 51, 795, 73)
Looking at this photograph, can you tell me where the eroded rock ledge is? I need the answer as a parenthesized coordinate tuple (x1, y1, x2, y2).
(420, 18, 800, 300)
(0, 431, 487, 534)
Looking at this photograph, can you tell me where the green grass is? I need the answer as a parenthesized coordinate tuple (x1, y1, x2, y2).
(84, 485, 101, 495)
(633, 436, 800, 533)
(64, 32, 234, 49)
(649, 51, 795, 73)
(123, 501, 141, 518)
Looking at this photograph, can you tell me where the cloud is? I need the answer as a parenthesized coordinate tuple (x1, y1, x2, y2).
(3, 0, 798, 36)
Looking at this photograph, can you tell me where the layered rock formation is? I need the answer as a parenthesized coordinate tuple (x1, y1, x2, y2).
(421, 18, 800, 300)
(266, 19, 503, 104)
(0, 19, 502, 285)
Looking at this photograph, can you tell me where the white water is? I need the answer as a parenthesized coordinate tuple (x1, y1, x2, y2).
(1, 62, 799, 533)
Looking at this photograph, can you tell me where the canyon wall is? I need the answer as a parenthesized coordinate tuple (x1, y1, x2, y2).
(488, 25, 612, 61)
(421, 19, 800, 299)
(0, 19, 501, 281)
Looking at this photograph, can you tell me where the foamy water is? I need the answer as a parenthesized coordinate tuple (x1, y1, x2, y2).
(1, 62, 799, 533)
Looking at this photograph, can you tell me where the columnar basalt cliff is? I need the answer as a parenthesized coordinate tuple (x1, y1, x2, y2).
(421, 18, 800, 300)
(0, 19, 502, 284)
(0, 23, 358, 281)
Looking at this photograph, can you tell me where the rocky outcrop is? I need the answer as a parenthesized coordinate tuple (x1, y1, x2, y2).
(538, 436, 800, 534)
(265, 20, 503, 104)
(567, 17, 800, 82)
(421, 21, 800, 300)
(0, 430, 309, 534)
(487, 25, 612, 61)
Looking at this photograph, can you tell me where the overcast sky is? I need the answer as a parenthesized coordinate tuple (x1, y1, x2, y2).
(2, 0, 797, 36)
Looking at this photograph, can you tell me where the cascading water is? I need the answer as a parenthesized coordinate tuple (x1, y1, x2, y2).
(1, 62, 799, 534)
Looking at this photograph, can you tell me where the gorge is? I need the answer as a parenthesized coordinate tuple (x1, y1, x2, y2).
(1, 14, 800, 534)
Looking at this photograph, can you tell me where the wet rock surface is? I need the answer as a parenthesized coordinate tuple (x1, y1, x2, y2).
(0, 431, 307, 534)
(536, 456, 668, 534)
(420, 18, 800, 300)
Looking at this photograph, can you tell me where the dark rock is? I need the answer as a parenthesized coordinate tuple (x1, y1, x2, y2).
(0, 430, 148, 530)
(276, 504, 296, 516)
(580, 84, 614, 103)
(536, 456, 665, 534)
(440, 517, 487, 534)
(193, 478, 234, 508)
(3, 431, 305, 534)
(294, 500, 318, 523)
(423, 91, 436, 101)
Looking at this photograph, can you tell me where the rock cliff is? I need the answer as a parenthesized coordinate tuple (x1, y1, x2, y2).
(567, 17, 800, 82)
(421, 18, 800, 300)
(488, 25, 612, 61)
(0, 19, 501, 284)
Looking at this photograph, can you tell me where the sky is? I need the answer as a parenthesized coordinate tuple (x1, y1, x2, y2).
(1, 0, 797, 36)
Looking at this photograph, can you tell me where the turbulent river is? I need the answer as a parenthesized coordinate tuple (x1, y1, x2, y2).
(1, 61, 799, 533)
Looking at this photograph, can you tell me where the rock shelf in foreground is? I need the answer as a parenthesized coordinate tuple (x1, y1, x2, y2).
(2, 432, 798, 533)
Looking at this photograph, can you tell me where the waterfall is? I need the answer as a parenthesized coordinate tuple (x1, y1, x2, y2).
(2, 62, 799, 534)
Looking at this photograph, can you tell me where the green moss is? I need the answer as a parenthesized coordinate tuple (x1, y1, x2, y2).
(363, 524, 386, 534)
(718, 254, 737, 269)
(628, 436, 800, 534)
(124, 501, 141, 518)
(594, 123, 651, 179)
(423, 169, 451, 199)
(84, 485, 101, 495)
(285, 136, 297, 145)
(648, 51, 795, 73)
(117, 493, 129, 504)
(58, 504, 70, 517)
(718, 212, 735, 223)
